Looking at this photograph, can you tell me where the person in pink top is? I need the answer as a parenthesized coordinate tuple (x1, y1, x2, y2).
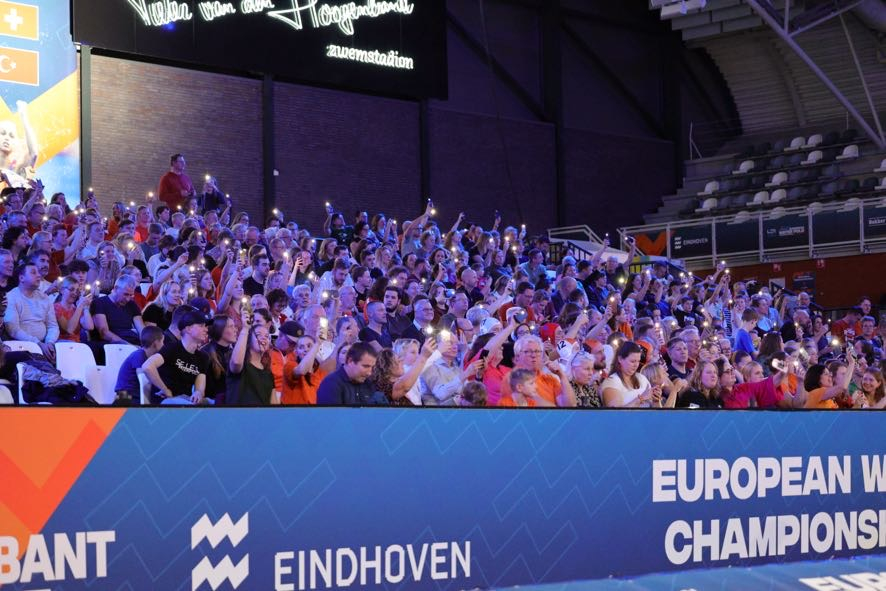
(465, 316, 519, 406)
(719, 357, 799, 409)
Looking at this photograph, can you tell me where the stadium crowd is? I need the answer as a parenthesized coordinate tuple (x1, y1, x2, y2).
(0, 153, 883, 409)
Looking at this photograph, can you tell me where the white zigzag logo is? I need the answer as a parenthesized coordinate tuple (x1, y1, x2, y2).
(191, 513, 250, 549)
(191, 555, 250, 591)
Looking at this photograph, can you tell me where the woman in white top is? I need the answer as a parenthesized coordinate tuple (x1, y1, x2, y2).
(601, 341, 656, 408)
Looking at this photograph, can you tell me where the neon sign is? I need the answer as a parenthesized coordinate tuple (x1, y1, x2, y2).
(123, 0, 416, 36)
(73, 0, 448, 98)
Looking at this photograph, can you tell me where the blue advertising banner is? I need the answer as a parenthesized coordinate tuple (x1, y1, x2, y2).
(0, 0, 80, 200)
(2, 409, 886, 590)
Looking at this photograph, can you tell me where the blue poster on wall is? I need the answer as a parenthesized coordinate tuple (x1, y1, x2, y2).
(2, 408, 885, 590)
(0, 0, 80, 201)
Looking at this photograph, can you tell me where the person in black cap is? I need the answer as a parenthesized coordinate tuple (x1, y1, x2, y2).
(270, 319, 304, 394)
(142, 308, 211, 405)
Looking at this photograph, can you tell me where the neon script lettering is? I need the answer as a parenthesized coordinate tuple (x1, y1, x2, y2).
(126, 0, 193, 26)
(269, 0, 414, 35)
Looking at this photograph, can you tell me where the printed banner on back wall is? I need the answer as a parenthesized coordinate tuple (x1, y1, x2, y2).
(2, 408, 886, 590)
(0, 0, 80, 202)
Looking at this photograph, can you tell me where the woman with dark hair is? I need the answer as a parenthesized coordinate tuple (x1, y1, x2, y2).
(601, 341, 655, 408)
(2, 226, 30, 262)
(803, 348, 857, 409)
(201, 314, 238, 404)
(369, 338, 436, 405)
(227, 318, 276, 406)
(757, 332, 784, 372)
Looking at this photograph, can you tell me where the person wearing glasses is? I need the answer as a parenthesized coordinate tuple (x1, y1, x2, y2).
(499, 334, 576, 407)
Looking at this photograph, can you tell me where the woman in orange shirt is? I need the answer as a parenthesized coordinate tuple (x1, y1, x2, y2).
(803, 349, 857, 409)
(281, 335, 327, 405)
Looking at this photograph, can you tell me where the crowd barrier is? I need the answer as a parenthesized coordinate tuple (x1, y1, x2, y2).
(1, 408, 885, 590)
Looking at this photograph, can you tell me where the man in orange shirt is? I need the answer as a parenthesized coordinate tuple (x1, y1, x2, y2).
(499, 334, 575, 407)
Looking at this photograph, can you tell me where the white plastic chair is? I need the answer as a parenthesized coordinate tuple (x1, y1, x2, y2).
(0, 385, 12, 404)
(765, 172, 788, 188)
(104, 343, 138, 378)
(875, 158, 886, 173)
(4, 340, 44, 355)
(835, 144, 859, 160)
(695, 197, 718, 213)
(877, 177, 886, 191)
(769, 189, 787, 203)
(732, 160, 754, 175)
(54, 342, 97, 384)
(697, 180, 719, 196)
(805, 134, 823, 148)
(750, 191, 770, 205)
(85, 366, 117, 405)
(137, 370, 152, 406)
(801, 150, 822, 165)
(785, 136, 805, 151)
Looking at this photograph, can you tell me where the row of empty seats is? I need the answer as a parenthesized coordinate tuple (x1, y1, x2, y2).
(0, 342, 143, 406)
(695, 176, 886, 214)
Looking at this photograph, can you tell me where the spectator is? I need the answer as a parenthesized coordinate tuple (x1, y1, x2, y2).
(142, 309, 210, 405)
(227, 319, 276, 406)
(359, 301, 392, 350)
(370, 338, 436, 405)
(158, 153, 196, 210)
(601, 341, 654, 408)
(4, 261, 59, 359)
(201, 314, 238, 404)
(500, 334, 575, 407)
(91, 275, 145, 346)
(243, 253, 270, 296)
(114, 325, 165, 405)
(54, 276, 93, 342)
(419, 330, 482, 406)
(142, 281, 182, 330)
(282, 334, 327, 405)
(316, 342, 385, 405)
(804, 350, 857, 409)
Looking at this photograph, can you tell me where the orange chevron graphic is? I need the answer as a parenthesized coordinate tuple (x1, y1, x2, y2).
(0, 409, 124, 558)
(633, 231, 668, 256)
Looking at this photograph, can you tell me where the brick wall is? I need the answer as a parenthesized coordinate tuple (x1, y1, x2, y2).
(272, 82, 421, 234)
(90, 55, 264, 222)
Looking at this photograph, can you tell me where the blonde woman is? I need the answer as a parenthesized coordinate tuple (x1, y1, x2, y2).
(142, 280, 182, 330)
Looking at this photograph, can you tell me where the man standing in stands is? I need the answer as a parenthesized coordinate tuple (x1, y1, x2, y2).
(4, 261, 58, 360)
(158, 153, 195, 211)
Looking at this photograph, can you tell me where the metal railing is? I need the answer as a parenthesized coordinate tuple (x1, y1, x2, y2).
(619, 195, 886, 270)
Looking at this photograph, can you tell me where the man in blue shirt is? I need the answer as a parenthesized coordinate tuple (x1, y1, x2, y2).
(316, 342, 387, 405)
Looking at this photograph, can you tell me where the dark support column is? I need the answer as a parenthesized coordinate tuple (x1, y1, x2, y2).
(661, 34, 684, 187)
(541, 1, 565, 226)
(419, 100, 431, 206)
(262, 74, 275, 221)
(80, 46, 92, 200)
